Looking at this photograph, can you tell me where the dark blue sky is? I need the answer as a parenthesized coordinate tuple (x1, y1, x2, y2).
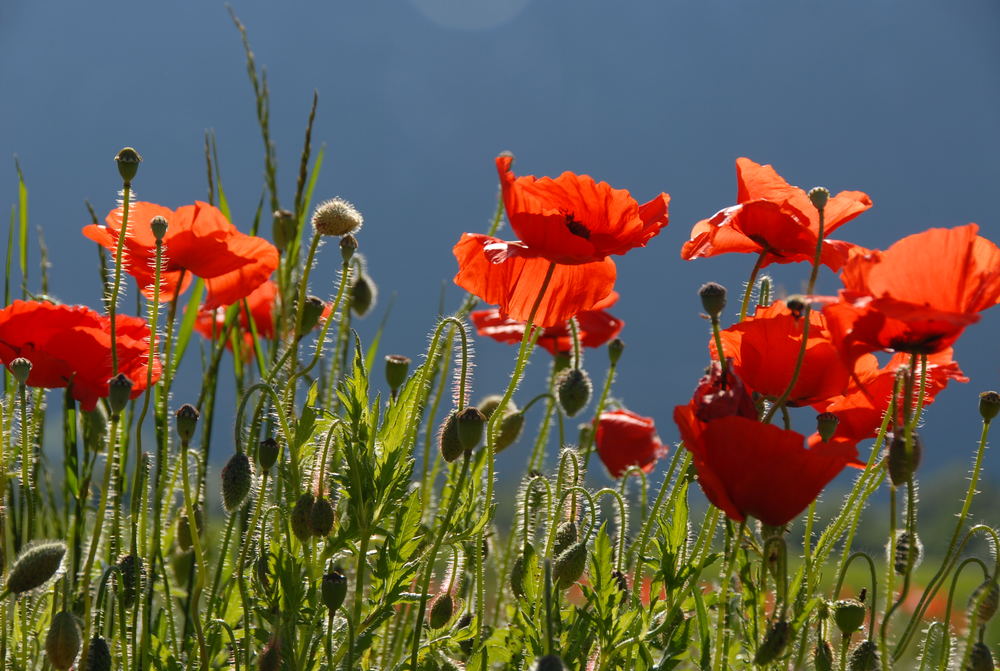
(1, 1, 998, 477)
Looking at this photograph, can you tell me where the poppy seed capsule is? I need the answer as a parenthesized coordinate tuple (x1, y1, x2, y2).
(833, 599, 867, 635)
(809, 186, 830, 212)
(556, 367, 592, 417)
(107, 373, 133, 416)
(384, 354, 411, 393)
(258, 437, 279, 472)
(150, 215, 169, 242)
(115, 146, 142, 184)
(298, 296, 326, 336)
(321, 569, 348, 613)
(699, 282, 727, 318)
(45, 611, 81, 670)
(553, 541, 587, 590)
(531, 655, 567, 671)
(456, 406, 487, 451)
(608, 337, 624, 365)
(5, 541, 66, 594)
(291, 492, 315, 542)
(439, 411, 464, 463)
(9, 356, 31, 384)
(816, 412, 839, 442)
(350, 273, 376, 317)
(83, 635, 112, 671)
(175, 404, 199, 444)
(814, 640, 834, 671)
(310, 495, 335, 537)
(429, 592, 455, 629)
(887, 431, 922, 486)
(969, 578, 999, 623)
(753, 620, 792, 665)
(271, 209, 296, 251)
(980, 391, 1000, 423)
(848, 640, 879, 671)
(968, 642, 995, 671)
(312, 197, 363, 237)
(339, 233, 358, 262)
(221, 452, 254, 513)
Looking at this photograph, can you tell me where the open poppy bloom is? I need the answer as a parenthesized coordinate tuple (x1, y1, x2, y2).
(595, 408, 667, 478)
(681, 158, 872, 270)
(0, 300, 160, 411)
(83, 201, 279, 310)
(471, 292, 623, 356)
(496, 155, 670, 265)
(823, 224, 1000, 358)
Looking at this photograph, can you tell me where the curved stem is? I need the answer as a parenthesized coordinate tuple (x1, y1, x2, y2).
(738, 252, 766, 322)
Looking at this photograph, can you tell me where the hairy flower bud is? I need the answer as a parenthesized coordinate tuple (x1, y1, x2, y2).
(83, 635, 112, 671)
(510, 543, 535, 599)
(258, 437, 280, 473)
(980, 391, 1000, 423)
(175, 404, 199, 444)
(753, 620, 792, 665)
(439, 411, 464, 463)
(107, 373, 133, 417)
(45, 611, 81, 670)
(887, 431, 922, 486)
(892, 530, 922, 575)
(553, 541, 587, 590)
(429, 592, 455, 629)
(339, 233, 358, 262)
(608, 337, 624, 365)
(553, 521, 578, 557)
(150, 215, 169, 242)
(496, 412, 526, 453)
(968, 642, 995, 671)
(175, 508, 202, 552)
(310, 496, 335, 537)
(322, 569, 348, 613)
(848, 640, 879, 671)
(384, 354, 411, 394)
(9, 356, 31, 384)
(456, 406, 487, 451)
(5, 541, 66, 595)
(117, 554, 143, 609)
(969, 578, 999, 623)
(556, 367, 592, 417)
(312, 197, 363, 237)
(221, 452, 254, 513)
(350, 272, 376, 317)
(291, 492, 315, 542)
(814, 640, 834, 671)
(298, 296, 326, 336)
(833, 599, 867, 635)
(115, 147, 142, 184)
(271, 209, 296, 251)
(699, 282, 727, 318)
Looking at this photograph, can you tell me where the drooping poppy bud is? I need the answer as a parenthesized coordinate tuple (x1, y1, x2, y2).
(552, 521, 578, 557)
(115, 147, 142, 184)
(429, 592, 455, 629)
(291, 492, 315, 542)
(833, 599, 866, 636)
(310, 496, 335, 537)
(350, 272, 376, 317)
(439, 411, 464, 463)
(258, 437, 280, 473)
(384, 355, 411, 395)
(892, 530, 922, 575)
(968, 642, 995, 671)
(887, 431, 922, 486)
(221, 452, 254, 513)
(553, 541, 587, 590)
(175, 508, 202, 552)
(969, 578, 999, 623)
(496, 411, 526, 453)
(45, 611, 81, 670)
(753, 620, 792, 665)
(117, 554, 143, 608)
(699, 282, 727, 318)
(9, 356, 31, 384)
(556, 368, 592, 417)
(5, 541, 66, 595)
(321, 569, 348, 613)
(298, 296, 326, 336)
(312, 197, 363, 237)
(456, 406, 487, 452)
(271, 209, 296, 251)
(809, 186, 830, 213)
(150, 215, 169, 242)
(816, 412, 839, 443)
(848, 640, 879, 671)
(339, 234, 358, 263)
(510, 543, 535, 599)
(980, 391, 1000, 423)
(83, 635, 112, 671)
(175, 404, 199, 444)
(814, 640, 834, 671)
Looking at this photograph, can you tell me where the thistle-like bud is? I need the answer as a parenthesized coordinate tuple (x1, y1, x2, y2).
(258, 437, 280, 473)
(312, 197, 363, 237)
(45, 611, 81, 670)
(968, 642, 995, 671)
(892, 530, 922, 575)
(258, 637, 282, 671)
(221, 452, 254, 513)
(150, 215, 169, 242)
(429, 592, 455, 629)
(510, 544, 535, 599)
(310, 496, 335, 537)
(271, 209, 296, 251)
(753, 620, 792, 665)
(107, 373, 133, 416)
(848, 640, 879, 671)
(339, 233, 358, 263)
(556, 367, 592, 417)
(83, 635, 112, 671)
(385, 355, 411, 394)
(115, 147, 142, 184)
(816, 412, 839, 442)
(980, 391, 1000, 423)
(553, 521, 578, 557)
(291, 492, 315, 543)
(809, 187, 830, 213)
(553, 541, 587, 590)
(321, 569, 348, 613)
(833, 599, 867, 635)
(530, 655, 567, 671)
(175, 404, 200, 444)
(5, 541, 66, 595)
(298, 296, 326, 336)
(608, 337, 624, 365)
(887, 431, 922, 486)
(9, 356, 32, 384)
(116, 554, 143, 608)
(814, 640, 834, 671)
(350, 272, 376, 317)
(456, 406, 487, 451)
(439, 411, 464, 463)
(699, 282, 727, 318)
(969, 578, 999, 623)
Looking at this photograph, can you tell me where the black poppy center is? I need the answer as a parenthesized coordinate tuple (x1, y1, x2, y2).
(564, 214, 591, 240)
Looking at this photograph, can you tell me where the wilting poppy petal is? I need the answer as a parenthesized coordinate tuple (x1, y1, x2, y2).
(596, 409, 666, 478)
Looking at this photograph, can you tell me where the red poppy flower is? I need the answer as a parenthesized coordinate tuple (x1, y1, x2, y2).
(690, 360, 758, 423)
(595, 409, 667, 478)
(83, 201, 279, 310)
(470, 292, 623, 356)
(0, 300, 160, 411)
(496, 155, 670, 265)
(711, 301, 852, 407)
(823, 224, 1000, 358)
(681, 158, 872, 270)
(673, 404, 857, 526)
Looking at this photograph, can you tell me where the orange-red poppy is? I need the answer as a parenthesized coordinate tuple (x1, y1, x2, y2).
(83, 201, 279, 309)
(690, 360, 758, 423)
(0, 300, 160, 411)
(823, 224, 1000, 357)
(681, 158, 872, 270)
(496, 155, 670, 265)
(595, 408, 666, 478)
(470, 292, 623, 356)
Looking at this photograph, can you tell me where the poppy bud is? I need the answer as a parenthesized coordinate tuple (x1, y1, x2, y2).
(809, 187, 830, 213)
(887, 431, 922, 486)
(608, 337, 624, 365)
(171, 548, 194, 584)
(980, 391, 1000, 423)
(439, 411, 464, 463)
(312, 197, 363, 237)
(556, 367, 592, 417)
(221, 452, 254, 513)
(310, 496, 335, 537)
(553, 541, 587, 590)
(83, 635, 112, 671)
(753, 620, 792, 665)
(176, 508, 202, 551)
(257, 637, 281, 671)
(833, 599, 866, 636)
(429, 592, 455, 629)
(117, 554, 143, 608)
(456, 406, 487, 451)
(150, 215, 169, 242)
(339, 233, 358, 262)
(291, 492, 315, 542)
(530, 655, 566, 671)
(764, 536, 787, 586)
(115, 147, 142, 184)
(321, 569, 348, 613)
(968, 642, 995, 671)
(107, 373, 133, 417)
(271, 209, 296, 251)
(385, 354, 411, 394)
(5, 541, 66, 595)
(175, 404, 199, 444)
(254, 553, 270, 588)
(698, 282, 727, 318)
(350, 272, 376, 317)
(891, 530, 922, 575)
(553, 521, 578, 557)
(477, 395, 507, 419)
(816, 412, 839, 443)
(9, 356, 31, 384)
(969, 578, 999, 623)
(496, 412, 526, 453)
(258, 437, 279, 473)
(455, 612, 475, 654)
(848, 640, 879, 671)
(45, 611, 81, 670)
(298, 296, 326, 336)
(814, 640, 834, 671)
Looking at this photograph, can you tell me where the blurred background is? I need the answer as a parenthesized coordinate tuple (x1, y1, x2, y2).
(1, 0, 998, 520)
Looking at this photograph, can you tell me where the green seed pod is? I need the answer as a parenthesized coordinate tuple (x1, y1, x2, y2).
(429, 592, 455, 629)
(107, 373, 133, 416)
(117, 554, 143, 609)
(753, 620, 792, 665)
(45, 611, 81, 670)
(5, 541, 66, 595)
(809, 186, 830, 212)
(384, 354, 411, 394)
(496, 412, 526, 453)
(175, 404, 200, 444)
(699, 282, 727, 318)
(310, 496, 335, 537)
(439, 411, 465, 463)
(556, 368, 592, 417)
(82, 635, 112, 671)
(980, 391, 1000, 423)
(271, 209, 296, 251)
(312, 197, 363, 237)
(816, 412, 839, 442)
(456, 406, 487, 451)
(967, 642, 995, 671)
(340, 234, 358, 262)
(887, 431, 922, 486)
(969, 578, 999, 623)
(833, 599, 867, 636)
(257, 637, 281, 671)
(530, 654, 567, 671)
(321, 569, 348, 613)
(221, 452, 254, 513)
(298, 296, 326, 336)
(553, 521, 578, 557)
(848, 640, 879, 671)
(258, 437, 280, 473)
(291, 492, 315, 543)
(9, 356, 31, 384)
(150, 215, 169, 242)
(115, 147, 142, 184)
(814, 640, 834, 671)
(350, 272, 376, 317)
(553, 541, 587, 590)
(510, 543, 536, 599)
